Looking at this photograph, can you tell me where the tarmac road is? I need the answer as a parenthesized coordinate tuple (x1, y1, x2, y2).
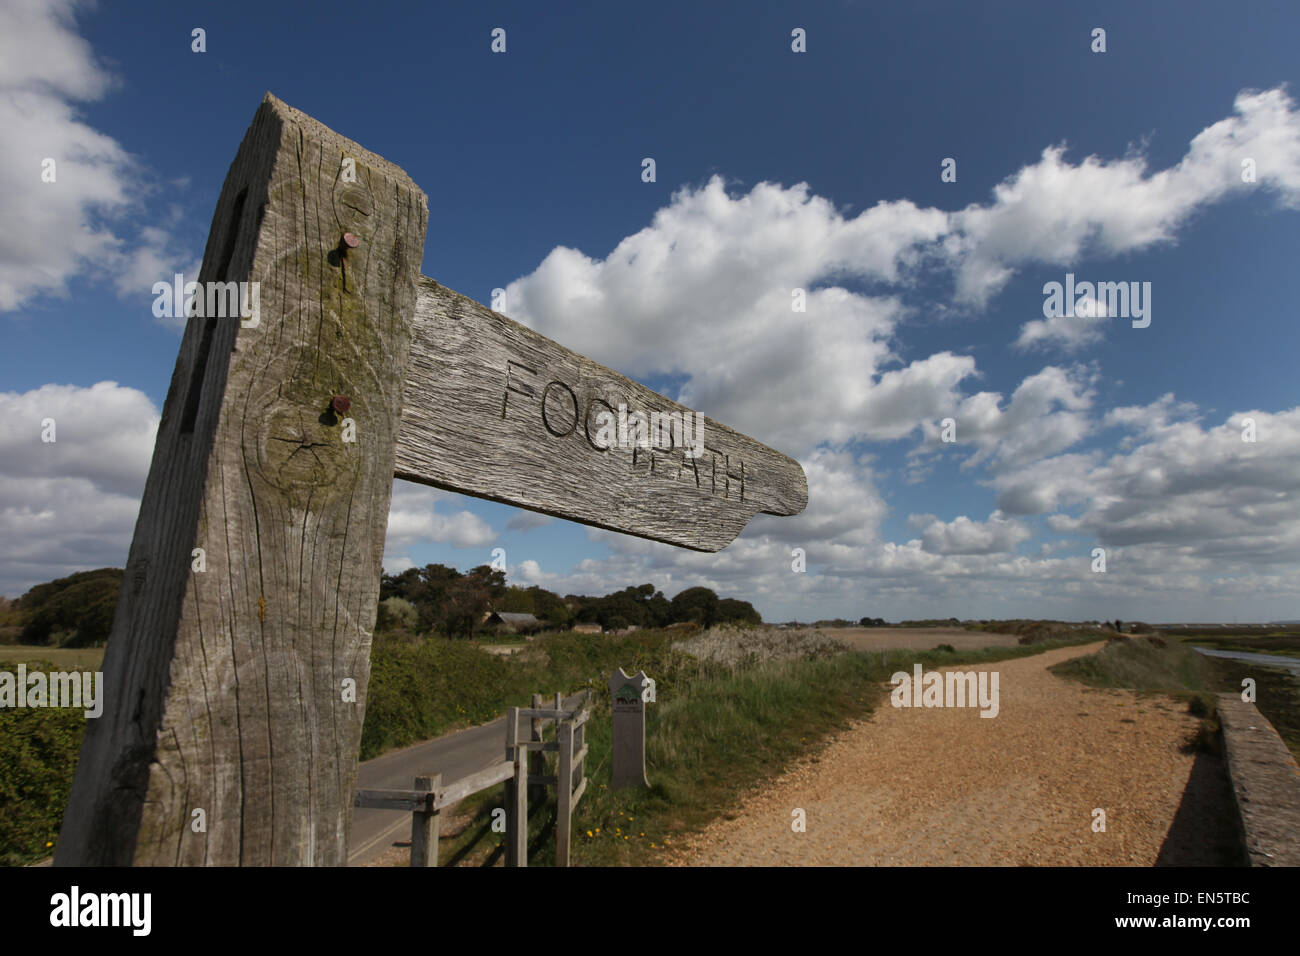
(347, 693, 583, 865)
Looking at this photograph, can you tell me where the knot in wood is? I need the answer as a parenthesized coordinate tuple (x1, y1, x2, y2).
(259, 403, 357, 500)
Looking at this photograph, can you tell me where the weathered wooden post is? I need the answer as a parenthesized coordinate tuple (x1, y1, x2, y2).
(410, 773, 441, 867)
(56, 94, 427, 866)
(552, 696, 590, 868)
(556, 715, 575, 866)
(505, 706, 528, 867)
(528, 692, 545, 806)
(609, 668, 652, 790)
(572, 687, 589, 794)
(56, 93, 806, 867)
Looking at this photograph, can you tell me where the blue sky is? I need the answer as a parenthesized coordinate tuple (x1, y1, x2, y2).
(2, 0, 1298, 623)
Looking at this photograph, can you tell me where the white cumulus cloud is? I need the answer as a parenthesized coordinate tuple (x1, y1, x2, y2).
(0, 0, 196, 315)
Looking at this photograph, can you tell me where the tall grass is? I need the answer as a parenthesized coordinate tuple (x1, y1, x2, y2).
(672, 624, 848, 666)
(1049, 635, 1211, 696)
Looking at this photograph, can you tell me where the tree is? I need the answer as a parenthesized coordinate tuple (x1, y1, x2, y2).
(497, 585, 536, 614)
(440, 565, 506, 638)
(379, 566, 422, 602)
(716, 597, 761, 626)
(646, 591, 672, 628)
(378, 564, 471, 635)
(15, 568, 122, 647)
(671, 586, 719, 627)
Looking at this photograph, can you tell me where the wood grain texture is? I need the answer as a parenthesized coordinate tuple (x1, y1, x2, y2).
(410, 774, 439, 867)
(394, 278, 808, 552)
(55, 93, 428, 865)
(528, 692, 544, 807)
(506, 707, 527, 867)
(433, 760, 513, 809)
(556, 719, 574, 867)
(355, 790, 432, 812)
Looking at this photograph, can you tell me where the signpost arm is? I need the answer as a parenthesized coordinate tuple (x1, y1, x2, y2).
(395, 278, 808, 552)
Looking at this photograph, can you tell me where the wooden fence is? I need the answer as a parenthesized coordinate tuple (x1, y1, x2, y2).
(354, 690, 590, 867)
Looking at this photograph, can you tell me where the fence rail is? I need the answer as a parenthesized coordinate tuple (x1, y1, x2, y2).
(354, 689, 590, 867)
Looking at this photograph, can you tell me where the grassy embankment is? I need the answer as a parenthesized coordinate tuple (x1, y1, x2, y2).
(1178, 629, 1300, 762)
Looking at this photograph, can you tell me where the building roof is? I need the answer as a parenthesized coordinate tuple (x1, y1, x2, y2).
(492, 612, 540, 625)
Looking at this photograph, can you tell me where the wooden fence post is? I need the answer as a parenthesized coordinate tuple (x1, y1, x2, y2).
(505, 707, 528, 867)
(573, 689, 588, 793)
(411, 773, 441, 867)
(54, 94, 428, 866)
(528, 692, 544, 806)
(556, 716, 574, 867)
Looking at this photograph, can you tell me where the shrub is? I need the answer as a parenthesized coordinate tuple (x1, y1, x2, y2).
(673, 625, 848, 668)
(0, 658, 88, 864)
(376, 596, 418, 633)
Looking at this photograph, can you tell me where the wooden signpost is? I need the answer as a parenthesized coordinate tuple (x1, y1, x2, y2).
(54, 93, 807, 866)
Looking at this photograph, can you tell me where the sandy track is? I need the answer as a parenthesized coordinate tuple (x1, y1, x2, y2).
(666, 642, 1213, 866)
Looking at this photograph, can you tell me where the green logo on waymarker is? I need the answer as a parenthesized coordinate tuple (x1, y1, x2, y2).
(614, 682, 640, 704)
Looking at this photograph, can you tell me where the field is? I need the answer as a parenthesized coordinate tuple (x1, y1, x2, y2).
(821, 626, 1023, 653)
(0, 645, 106, 670)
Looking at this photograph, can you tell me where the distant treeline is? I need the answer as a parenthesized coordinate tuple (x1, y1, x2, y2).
(378, 564, 761, 638)
(0, 568, 122, 648)
(0, 564, 761, 647)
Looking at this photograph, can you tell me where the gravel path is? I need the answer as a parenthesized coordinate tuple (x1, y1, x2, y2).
(666, 642, 1213, 866)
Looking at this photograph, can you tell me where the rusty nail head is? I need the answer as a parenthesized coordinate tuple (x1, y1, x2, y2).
(331, 395, 351, 415)
(342, 232, 360, 248)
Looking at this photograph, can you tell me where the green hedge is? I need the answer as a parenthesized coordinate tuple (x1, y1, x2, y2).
(0, 658, 88, 865)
